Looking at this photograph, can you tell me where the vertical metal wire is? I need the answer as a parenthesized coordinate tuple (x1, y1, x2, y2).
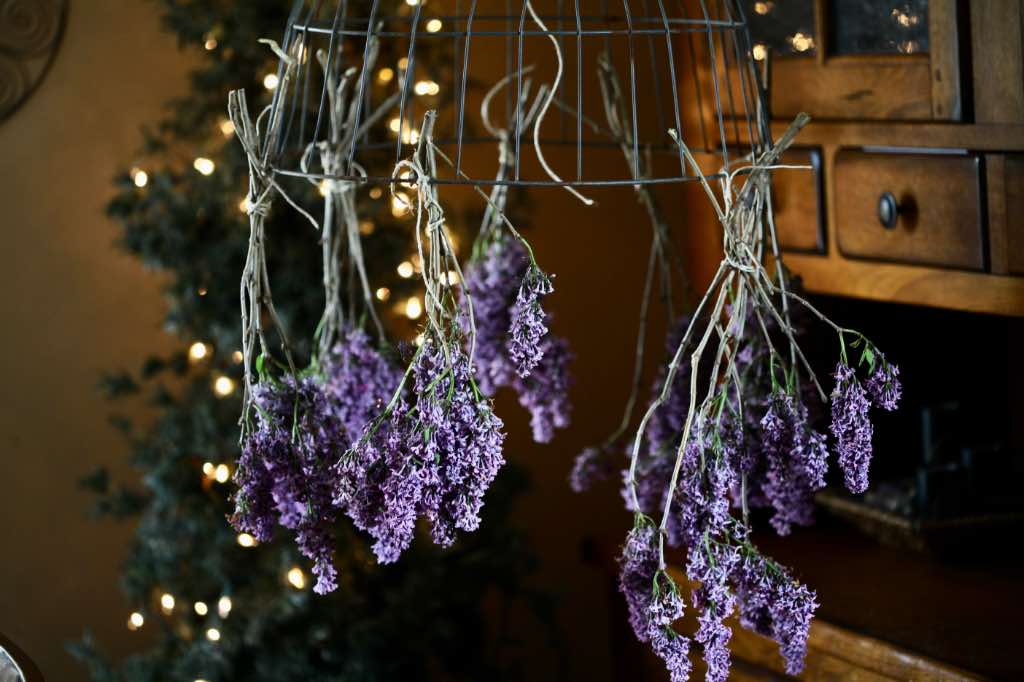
(307, 0, 346, 162)
(395, 1, 424, 161)
(620, 0, 641, 180)
(514, 0, 528, 181)
(574, 0, 583, 180)
(712, 0, 742, 148)
(721, 0, 758, 156)
(678, 0, 710, 154)
(697, 0, 731, 170)
(639, 0, 668, 140)
(455, 0, 479, 173)
(345, 0, 383, 167)
(653, 0, 687, 178)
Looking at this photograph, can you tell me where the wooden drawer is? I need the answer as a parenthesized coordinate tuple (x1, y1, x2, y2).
(772, 148, 825, 253)
(834, 150, 984, 271)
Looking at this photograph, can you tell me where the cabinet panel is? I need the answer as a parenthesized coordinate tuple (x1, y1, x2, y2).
(834, 150, 983, 270)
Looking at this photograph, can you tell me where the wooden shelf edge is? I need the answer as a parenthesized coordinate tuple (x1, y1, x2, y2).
(769, 120, 1024, 152)
(782, 253, 1024, 317)
(731, 618, 982, 682)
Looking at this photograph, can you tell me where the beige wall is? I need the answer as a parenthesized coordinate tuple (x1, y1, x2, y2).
(0, 2, 192, 679)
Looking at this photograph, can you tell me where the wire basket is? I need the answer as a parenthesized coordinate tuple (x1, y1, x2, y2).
(263, 0, 769, 189)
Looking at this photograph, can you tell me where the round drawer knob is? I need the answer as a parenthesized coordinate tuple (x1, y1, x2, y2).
(877, 191, 900, 229)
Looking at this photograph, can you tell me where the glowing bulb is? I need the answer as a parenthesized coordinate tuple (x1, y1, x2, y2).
(263, 73, 280, 90)
(160, 593, 175, 613)
(391, 194, 410, 218)
(752, 43, 767, 61)
(131, 168, 148, 188)
(213, 375, 235, 397)
(202, 462, 215, 477)
(198, 287, 208, 297)
(377, 67, 394, 84)
(239, 196, 252, 214)
(790, 32, 814, 52)
(405, 0, 420, 7)
(376, 287, 391, 302)
(318, 180, 330, 196)
(397, 57, 409, 70)
(195, 679, 210, 682)
(194, 601, 208, 616)
(231, 350, 243, 364)
(414, 80, 439, 96)
(128, 612, 144, 630)
(754, 1, 772, 14)
(446, 270, 460, 285)
(237, 532, 255, 548)
(206, 627, 221, 642)
(214, 463, 230, 484)
(401, 128, 420, 145)
(426, 18, 442, 32)
(405, 297, 422, 320)
(414, 333, 424, 347)
(369, 187, 383, 199)
(359, 220, 375, 235)
(217, 596, 232, 618)
(204, 37, 217, 50)
(388, 117, 402, 133)
(188, 341, 209, 361)
(287, 566, 306, 589)
(193, 157, 215, 176)
(397, 261, 414, 278)
(219, 119, 235, 136)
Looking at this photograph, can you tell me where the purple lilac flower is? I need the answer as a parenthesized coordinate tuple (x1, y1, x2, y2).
(759, 394, 829, 535)
(232, 377, 346, 594)
(463, 238, 572, 443)
(734, 548, 818, 675)
(412, 339, 506, 547)
(619, 523, 693, 681)
(321, 327, 403, 446)
(830, 363, 874, 494)
(461, 238, 528, 395)
(866, 360, 902, 412)
(569, 445, 617, 493)
(508, 265, 554, 378)
(514, 335, 572, 443)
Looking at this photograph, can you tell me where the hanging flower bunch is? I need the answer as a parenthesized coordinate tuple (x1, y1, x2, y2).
(572, 115, 903, 679)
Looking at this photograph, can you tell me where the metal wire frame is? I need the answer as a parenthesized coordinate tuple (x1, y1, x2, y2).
(265, 0, 770, 188)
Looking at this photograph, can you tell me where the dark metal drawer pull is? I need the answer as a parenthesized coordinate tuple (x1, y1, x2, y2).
(878, 191, 900, 229)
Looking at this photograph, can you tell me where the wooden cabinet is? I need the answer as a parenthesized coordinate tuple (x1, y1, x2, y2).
(744, 0, 1024, 316)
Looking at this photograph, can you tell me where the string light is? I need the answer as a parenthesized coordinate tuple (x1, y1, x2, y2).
(213, 375, 236, 397)
(287, 566, 306, 589)
(414, 333, 424, 347)
(193, 157, 216, 176)
(789, 32, 814, 52)
(405, 297, 422, 320)
(369, 187, 383, 199)
(754, 1, 773, 14)
(375, 287, 391, 302)
(198, 287, 208, 297)
(194, 601, 208, 616)
(131, 168, 148, 188)
(414, 80, 440, 96)
(752, 43, 767, 61)
(404, 0, 420, 7)
(239, 196, 252, 214)
(237, 532, 256, 548)
(214, 463, 231, 484)
(128, 612, 145, 630)
(426, 18, 442, 32)
(388, 117, 402, 133)
(188, 341, 209, 362)
(391, 194, 410, 217)
(263, 73, 280, 90)
(231, 350, 243, 364)
(219, 118, 235, 136)
(206, 627, 221, 642)
(446, 270, 460, 285)
(402, 128, 420, 145)
(359, 220, 375, 235)
(160, 593, 176, 614)
(202, 462, 215, 477)
(377, 67, 394, 84)
(217, 596, 232, 618)
(397, 57, 409, 70)
(204, 35, 217, 50)
(396, 261, 414, 278)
